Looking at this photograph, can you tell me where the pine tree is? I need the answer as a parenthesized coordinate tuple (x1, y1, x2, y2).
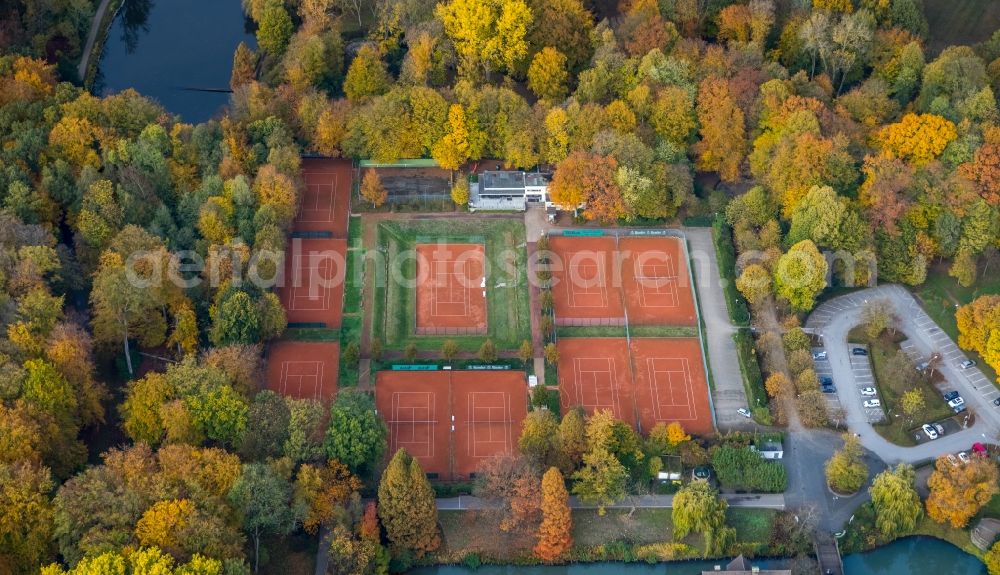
(377, 449, 441, 556)
(534, 467, 572, 562)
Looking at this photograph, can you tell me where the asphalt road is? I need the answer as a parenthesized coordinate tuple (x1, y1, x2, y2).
(806, 285, 998, 465)
(436, 492, 786, 510)
(685, 228, 753, 431)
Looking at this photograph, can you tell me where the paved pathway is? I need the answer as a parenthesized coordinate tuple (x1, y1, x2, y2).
(436, 492, 786, 511)
(684, 228, 752, 431)
(805, 284, 998, 465)
(77, 0, 115, 82)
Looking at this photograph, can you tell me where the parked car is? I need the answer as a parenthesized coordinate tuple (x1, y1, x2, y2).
(959, 359, 976, 370)
(994, 397, 1000, 407)
(933, 423, 945, 435)
(860, 387, 877, 396)
(958, 452, 971, 463)
(822, 385, 837, 394)
(954, 404, 967, 414)
(948, 397, 965, 408)
(852, 348, 868, 356)
(922, 424, 939, 440)
(821, 377, 834, 386)
(813, 351, 828, 360)
(946, 454, 960, 466)
(943, 390, 960, 401)
(863, 399, 881, 408)
(737, 408, 752, 419)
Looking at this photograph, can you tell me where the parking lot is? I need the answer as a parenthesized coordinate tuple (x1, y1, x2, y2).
(810, 347, 846, 419)
(848, 345, 886, 424)
(908, 417, 965, 445)
(805, 285, 999, 464)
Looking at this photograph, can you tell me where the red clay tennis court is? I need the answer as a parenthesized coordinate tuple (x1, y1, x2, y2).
(376, 371, 452, 478)
(549, 236, 624, 325)
(279, 238, 347, 328)
(631, 338, 712, 435)
(296, 158, 351, 236)
(557, 338, 636, 426)
(376, 370, 528, 479)
(558, 337, 713, 434)
(265, 341, 339, 401)
(415, 243, 487, 334)
(452, 371, 527, 477)
(620, 237, 696, 326)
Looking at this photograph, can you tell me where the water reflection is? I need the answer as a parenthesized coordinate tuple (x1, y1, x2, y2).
(406, 537, 986, 575)
(120, 0, 154, 54)
(96, 0, 256, 122)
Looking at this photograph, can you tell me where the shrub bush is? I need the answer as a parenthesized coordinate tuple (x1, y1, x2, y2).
(711, 446, 787, 492)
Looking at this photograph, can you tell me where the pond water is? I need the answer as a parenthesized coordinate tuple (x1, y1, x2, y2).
(841, 536, 986, 575)
(95, 0, 255, 123)
(408, 537, 985, 575)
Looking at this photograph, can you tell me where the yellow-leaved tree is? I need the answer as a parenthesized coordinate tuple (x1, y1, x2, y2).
(875, 113, 957, 166)
(956, 295, 1000, 382)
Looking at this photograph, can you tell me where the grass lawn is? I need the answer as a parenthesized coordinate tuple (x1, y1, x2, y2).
(437, 510, 535, 559)
(913, 515, 983, 560)
(572, 508, 679, 547)
(910, 264, 1000, 385)
(924, 0, 1000, 55)
(866, 331, 955, 446)
(977, 493, 1000, 522)
(373, 218, 531, 353)
(726, 508, 777, 546)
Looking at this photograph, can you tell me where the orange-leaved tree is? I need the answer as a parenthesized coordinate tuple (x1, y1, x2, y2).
(694, 76, 745, 182)
(534, 466, 572, 561)
(926, 455, 999, 528)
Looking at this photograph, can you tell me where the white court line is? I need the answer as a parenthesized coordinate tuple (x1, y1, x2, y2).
(634, 257, 679, 308)
(288, 254, 337, 311)
(467, 391, 512, 458)
(280, 361, 323, 398)
(389, 392, 436, 458)
(432, 260, 470, 318)
(573, 356, 620, 415)
(566, 259, 609, 308)
(298, 174, 339, 223)
(646, 357, 696, 421)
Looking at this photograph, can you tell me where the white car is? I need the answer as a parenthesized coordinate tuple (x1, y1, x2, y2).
(922, 424, 939, 440)
(959, 360, 976, 370)
(948, 397, 965, 408)
(737, 408, 752, 419)
(812, 351, 828, 360)
(863, 399, 881, 408)
(860, 387, 877, 396)
(958, 452, 971, 463)
(946, 454, 959, 466)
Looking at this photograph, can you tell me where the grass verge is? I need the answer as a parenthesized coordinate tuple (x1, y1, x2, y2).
(910, 264, 1000, 385)
(866, 331, 955, 446)
(373, 218, 531, 352)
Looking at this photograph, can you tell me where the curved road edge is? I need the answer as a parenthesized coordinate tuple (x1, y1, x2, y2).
(805, 284, 997, 465)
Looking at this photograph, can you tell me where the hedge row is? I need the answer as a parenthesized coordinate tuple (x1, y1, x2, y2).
(734, 330, 768, 411)
(711, 215, 750, 326)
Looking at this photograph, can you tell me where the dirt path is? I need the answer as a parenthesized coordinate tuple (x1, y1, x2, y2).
(77, 0, 115, 82)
